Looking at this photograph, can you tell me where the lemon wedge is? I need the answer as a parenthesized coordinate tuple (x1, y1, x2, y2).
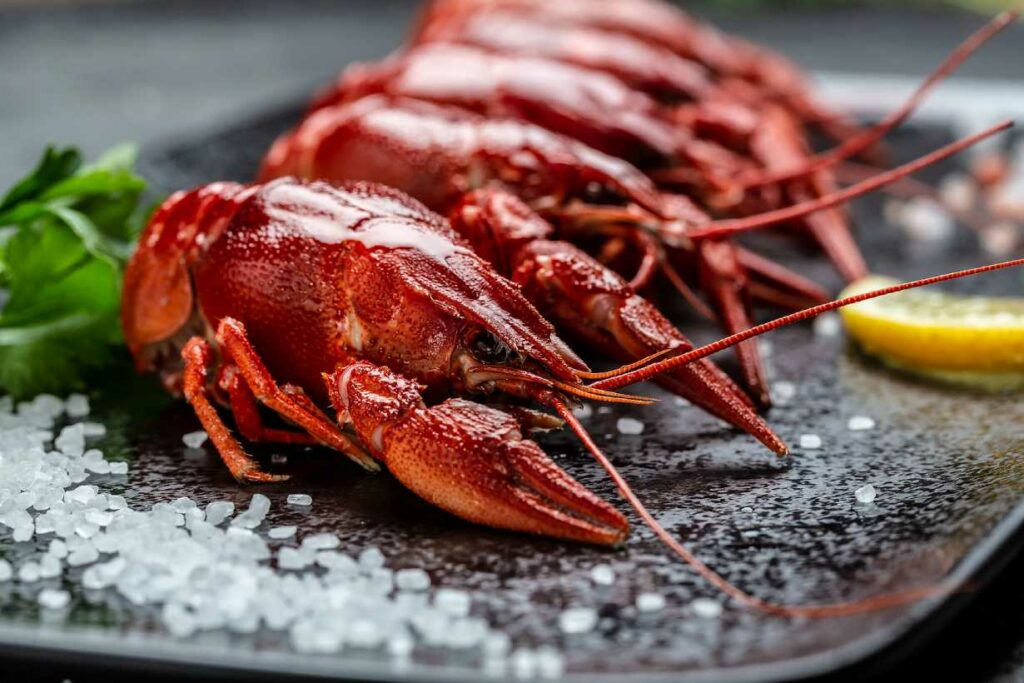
(838, 275, 1024, 391)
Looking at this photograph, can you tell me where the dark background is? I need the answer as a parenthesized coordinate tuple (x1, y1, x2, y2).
(1, 1, 1023, 682)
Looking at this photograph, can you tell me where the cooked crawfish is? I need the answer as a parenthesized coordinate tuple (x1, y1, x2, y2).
(261, 95, 834, 411)
(122, 174, 1024, 617)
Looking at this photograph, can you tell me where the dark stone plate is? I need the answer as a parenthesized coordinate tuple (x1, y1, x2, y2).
(1, 108, 1022, 683)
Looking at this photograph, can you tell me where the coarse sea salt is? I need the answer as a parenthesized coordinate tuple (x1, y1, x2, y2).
(690, 597, 723, 618)
(636, 592, 666, 613)
(615, 417, 645, 435)
(558, 607, 597, 634)
(286, 493, 312, 507)
(799, 434, 822, 449)
(182, 430, 208, 449)
(589, 564, 615, 586)
(855, 484, 878, 504)
(847, 416, 875, 431)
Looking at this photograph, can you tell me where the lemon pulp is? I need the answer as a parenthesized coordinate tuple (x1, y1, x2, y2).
(838, 275, 1024, 390)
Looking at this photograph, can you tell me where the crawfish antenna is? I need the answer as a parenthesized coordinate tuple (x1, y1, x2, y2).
(735, 10, 1018, 189)
(592, 256, 1024, 392)
(689, 120, 1013, 241)
(552, 401, 958, 617)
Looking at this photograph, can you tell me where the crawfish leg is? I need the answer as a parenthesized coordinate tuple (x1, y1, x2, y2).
(697, 239, 773, 409)
(514, 240, 787, 455)
(214, 317, 378, 472)
(217, 366, 319, 446)
(181, 338, 289, 483)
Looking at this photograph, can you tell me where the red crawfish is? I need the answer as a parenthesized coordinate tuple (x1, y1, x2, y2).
(260, 96, 1000, 408)
(309, 42, 872, 285)
(121, 174, 1024, 618)
(412, 0, 854, 141)
(261, 95, 834, 415)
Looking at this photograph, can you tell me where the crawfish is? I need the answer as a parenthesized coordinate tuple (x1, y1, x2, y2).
(261, 95, 836, 413)
(412, 0, 855, 141)
(309, 43, 874, 285)
(122, 173, 1024, 618)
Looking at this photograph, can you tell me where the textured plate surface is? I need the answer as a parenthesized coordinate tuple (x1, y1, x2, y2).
(0, 110, 1023, 683)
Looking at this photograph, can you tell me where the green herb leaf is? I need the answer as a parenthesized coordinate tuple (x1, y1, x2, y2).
(0, 144, 147, 398)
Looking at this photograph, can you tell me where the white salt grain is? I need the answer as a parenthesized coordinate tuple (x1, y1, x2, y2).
(799, 434, 822, 450)
(38, 589, 71, 610)
(847, 416, 875, 431)
(0, 560, 11, 582)
(772, 381, 796, 405)
(358, 546, 386, 571)
(813, 313, 842, 338)
(636, 592, 666, 612)
(395, 568, 431, 592)
(589, 564, 615, 586)
(615, 417, 645, 435)
(434, 588, 471, 617)
(65, 393, 91, 418)
(855, 484, 877, 504)
(268, 526, 297, 540)
(690, 597, 723, 618)
(204, 500, 234, 525)
(286, 493, 312, 507)
(558, 607, 597, 634)
(18, 562, 41, 583)
(182, 430, 208, 449)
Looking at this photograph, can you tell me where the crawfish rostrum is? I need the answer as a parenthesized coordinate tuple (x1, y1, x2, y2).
(123, 0, 1020, 616)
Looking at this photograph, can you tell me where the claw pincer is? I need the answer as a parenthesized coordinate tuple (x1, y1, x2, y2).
(328, 362, 629, 544)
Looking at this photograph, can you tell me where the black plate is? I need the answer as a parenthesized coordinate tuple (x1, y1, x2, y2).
(1, 107, 1023, 683)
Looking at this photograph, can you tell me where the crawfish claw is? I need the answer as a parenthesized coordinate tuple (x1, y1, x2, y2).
(329, 362, 629, 545)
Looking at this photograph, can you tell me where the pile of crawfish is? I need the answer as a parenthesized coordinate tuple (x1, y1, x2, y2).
(124, 0, 1020, 616)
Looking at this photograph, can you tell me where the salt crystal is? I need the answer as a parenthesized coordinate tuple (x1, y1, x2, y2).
(205, 500, 234, 525)
(182, 430, 208, 449)
(106, 494, 127, 510)
(589, 564, 615, 586)
(387, 632, 415, 657)
(847, 416, 875, 431)
(18, 562, 41, 583)
(286, 493, 312, 507)
(799, 434, 822, 450)
(395, 568, 431, 592)
(38, 554, 61, 579)
(64, 393, 90, 418)
(511, 648, 537, 679)
(0, 560, 11, 582)
(108, 461, 128, 475)
(38, 589, 70, 610)
(84, 509, 113, 526)
(67, 544, 99, 567)
(855, 483, 877, 504)
(268, 526, 297, 539)
(301, 532, 339, 551)
(358, 546, 386, 571)
(813, 312, 842, 338)
(12, 523, 33, 542)
(572, 403, 593, 419)
(80, 422, 107, 438)
(558, 607, 597, 634)
(47, 539, 68, 559)
(899, 198, 955, 244)
(690, 597, 723, 618)
(247, 493, 271, 518)
(445, 616, 487, 648)
(483, 631, 511, 658)
(535, 646, 565, 678)
(615, 417, 645, 435)
(277, 547, 310, 570)
(772, 381, 796, 405)
(939, 173, 977, 213)
(674, 397, 690, 407)
(434, 588, 471, 617)
(636, 592, 666, 612)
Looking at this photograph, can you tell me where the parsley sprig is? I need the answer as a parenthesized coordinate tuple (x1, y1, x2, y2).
(0, 145, 148, 398)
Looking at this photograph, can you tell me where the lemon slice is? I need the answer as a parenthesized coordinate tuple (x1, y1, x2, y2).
(838, 275, 1024, 391)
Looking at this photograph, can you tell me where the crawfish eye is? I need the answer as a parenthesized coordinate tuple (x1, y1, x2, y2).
(472, 331, 512, 364)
